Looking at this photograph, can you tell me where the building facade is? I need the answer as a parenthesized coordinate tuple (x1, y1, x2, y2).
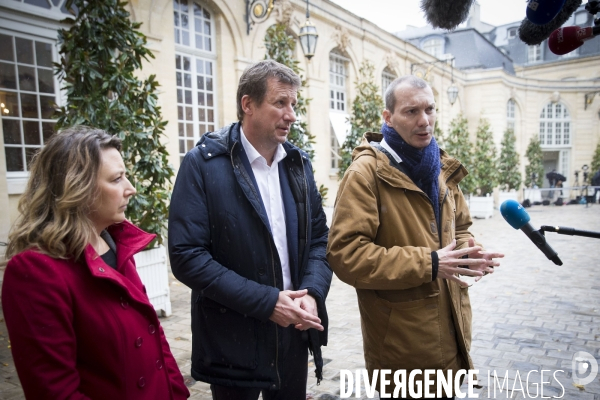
(1, 0, 599, 262)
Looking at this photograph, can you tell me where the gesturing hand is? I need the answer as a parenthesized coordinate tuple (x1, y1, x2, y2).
(269, 289, 323, 331)
(464, 237, 504, 282)
(436, 239, 499, 287)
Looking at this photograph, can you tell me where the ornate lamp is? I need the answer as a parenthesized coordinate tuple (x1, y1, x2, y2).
(298, 0, 318, 61)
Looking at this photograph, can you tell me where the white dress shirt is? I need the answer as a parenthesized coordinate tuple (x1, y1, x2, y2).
(240, 128, 292, 290)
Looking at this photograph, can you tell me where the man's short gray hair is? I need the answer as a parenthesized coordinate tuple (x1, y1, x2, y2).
(384, 75, 430, 113)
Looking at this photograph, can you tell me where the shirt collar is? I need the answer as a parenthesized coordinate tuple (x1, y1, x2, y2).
(380, 137, 403, 164)
(240, 127, 287, 166)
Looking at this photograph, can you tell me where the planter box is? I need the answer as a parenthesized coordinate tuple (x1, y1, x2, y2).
(134, 245, 172, 317)
(469, 195, 494, 219)
(497, 191, 519, 209)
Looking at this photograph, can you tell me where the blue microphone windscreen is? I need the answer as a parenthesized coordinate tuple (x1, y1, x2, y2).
(500, 199, 531, 229)
(526, 0, 567, 25)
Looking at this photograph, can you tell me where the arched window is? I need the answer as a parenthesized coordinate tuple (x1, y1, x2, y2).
(421, 37, 444, 58)
(329, 52, 348, 112)
(381, 68, 396, 98)
(507, 99, 516, 131)
(539, 102, 571, 146)
(173, 0, 217, 164)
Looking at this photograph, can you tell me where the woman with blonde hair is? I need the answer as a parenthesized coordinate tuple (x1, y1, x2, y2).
(2, 126, 189, 399)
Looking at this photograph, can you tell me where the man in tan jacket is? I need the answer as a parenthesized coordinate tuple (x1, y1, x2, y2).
(327, 76, 504, 399)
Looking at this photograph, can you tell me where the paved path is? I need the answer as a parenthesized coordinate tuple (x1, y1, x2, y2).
(1, 204, 599, 399)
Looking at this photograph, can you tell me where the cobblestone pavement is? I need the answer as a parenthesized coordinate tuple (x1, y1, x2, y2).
(1, 204, 599, 399)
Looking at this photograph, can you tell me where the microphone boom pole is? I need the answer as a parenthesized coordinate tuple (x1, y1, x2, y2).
(540, 225, 600, 239)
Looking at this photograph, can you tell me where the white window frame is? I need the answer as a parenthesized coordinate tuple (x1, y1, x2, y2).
(329, 53, 348, 113)
(330, 128, 341, 174)
(381, 68, 396, 99)
(422, 37, 444, 59)
(173, 0, 218, 163)
(507, 99, 515, 132)
(528, 44, 542, 63)
(0, 17, 62, 193)
(539, 102, 571, 147)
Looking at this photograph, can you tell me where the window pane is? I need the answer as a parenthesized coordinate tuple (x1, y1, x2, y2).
(177, 88, 183, 103)
(38, 69, 54, 93)
(198, 108, 205, 121)
(25, 147, 38, 170)
(42, 122, 55, 141)
(21, 93, 38, 118)
(3, 91, 20, 116)
(0, 35, 14, 61)
(207, 93, 213, 107)
(15, 38, 34, 65)
(0, 62, 17, 89)
(40, 95, 55, 118)
(23, 121, 40, 144)
(206, 77, 212, 91)
(5, 147, 24, 172)
(197, 76, 204, 90)
(35, 42, 53, 68)
(19, 65, 36, 92)
(175, 55, 181, 69)
(3, 119, 21, 144)
(195, 35, 203, 50)
(183, 57, 191, 71)
(198, 92, 205, 106)
(185, 90, 192, 104)
(178, 106, 183, 120)
(185, 106, 192, 120)
(182, 31, 189, 46)
(24, 0, 50, 9)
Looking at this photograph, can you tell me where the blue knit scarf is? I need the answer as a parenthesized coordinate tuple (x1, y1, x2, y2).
(381, 123, 442, 226)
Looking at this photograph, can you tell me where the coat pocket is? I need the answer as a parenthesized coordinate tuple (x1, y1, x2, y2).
(378, 294, 443, 370)
(196, 298, 257, 370)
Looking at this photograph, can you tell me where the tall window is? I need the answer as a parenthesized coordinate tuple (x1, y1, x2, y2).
(539, 102, 571, 146)
(174, 0, 217, 163)
(507, 99, 516, 131)
(528, 45, 542, 63)
(329, 53, 348, 112)
(1, 33, 57, 175)
(507, 27, 517, 39)
(381, 68, 396, 98)
(422, 37, 444, 58)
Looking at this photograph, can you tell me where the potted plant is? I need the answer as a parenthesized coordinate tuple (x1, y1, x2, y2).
(497, 128, 522, 208)
(468, 118, 498, 218)
(524, 137, 544, 205)
(55, 0, 174, 316)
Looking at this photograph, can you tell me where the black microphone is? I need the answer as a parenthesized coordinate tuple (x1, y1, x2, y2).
(500, 200, 563, 266)
(519, 0, 582, 45)
(421, 0, 475, 30)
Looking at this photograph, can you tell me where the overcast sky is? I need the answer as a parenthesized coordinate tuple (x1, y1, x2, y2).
(328, 0, 529, 32)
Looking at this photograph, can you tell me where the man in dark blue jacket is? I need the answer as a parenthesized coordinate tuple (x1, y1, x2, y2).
(168, 60, 332, 400)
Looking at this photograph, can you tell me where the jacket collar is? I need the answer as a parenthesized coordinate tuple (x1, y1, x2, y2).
(84, 221, 154, 284)
(355, 132, 467, 190)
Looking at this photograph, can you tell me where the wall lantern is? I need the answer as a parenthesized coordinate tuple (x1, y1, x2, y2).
(298, 0, 318, 61)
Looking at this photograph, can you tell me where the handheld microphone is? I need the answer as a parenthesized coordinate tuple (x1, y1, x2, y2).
(527, 0, 567, 25)
(421, 0, 475, 30)
(518, 0, 582, 45)
(500, 200, 563, 266)
(548, 25, 600, 54)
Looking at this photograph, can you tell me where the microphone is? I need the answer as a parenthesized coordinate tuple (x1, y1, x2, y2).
(421, 0, 475, 30)
(527, 0, 567, 25)
(548, 25, 600, 54)
(519, 0, 582, 45)
(500, 200, 563, 266)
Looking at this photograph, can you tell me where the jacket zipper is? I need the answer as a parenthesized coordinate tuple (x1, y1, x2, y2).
(231, 141, 281, 388)
(299, 155, 309, 267)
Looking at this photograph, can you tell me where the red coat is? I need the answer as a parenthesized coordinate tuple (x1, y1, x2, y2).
(2, 221, 189, 399)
